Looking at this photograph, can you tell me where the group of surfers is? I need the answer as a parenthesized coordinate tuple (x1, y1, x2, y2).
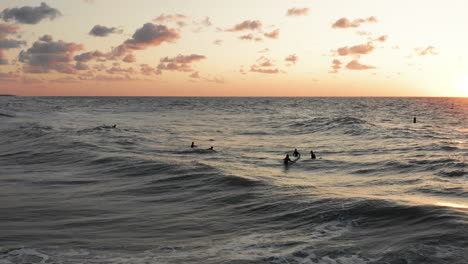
(284, 148, 316, 165)
(191, 142, 316, 165)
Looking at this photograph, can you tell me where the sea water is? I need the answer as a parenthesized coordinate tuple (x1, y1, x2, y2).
(0, 97, 467, 263)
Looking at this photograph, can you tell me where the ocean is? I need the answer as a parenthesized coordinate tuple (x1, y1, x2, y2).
(0, 96, 467, 264)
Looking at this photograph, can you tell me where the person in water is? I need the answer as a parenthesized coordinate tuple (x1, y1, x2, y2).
(191, 142, 196, 148)
(208, 146, 214, 150)
(310, 150, 316, 159)
(293, 149, 300, 157)
(284, 154, 292, 165)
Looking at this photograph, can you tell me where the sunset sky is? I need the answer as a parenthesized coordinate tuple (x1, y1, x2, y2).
(0, 0, 467, 96)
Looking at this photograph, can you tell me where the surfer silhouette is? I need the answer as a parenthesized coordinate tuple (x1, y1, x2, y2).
(208, 146, 214, 150)
(413, 117, 417, 123)
(191, 142, 196, 148)
(284, 154, 292, 165)
(311, 150, 316, 159)
(293, 149, 300, 157)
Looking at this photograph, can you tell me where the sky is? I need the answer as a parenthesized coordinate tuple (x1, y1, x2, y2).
(0, 0, 467, 96)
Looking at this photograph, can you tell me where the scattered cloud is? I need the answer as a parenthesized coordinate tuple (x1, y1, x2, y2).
(258, 48, 270, 53)
(415, 46, 438, 56)
(0, 23, 24, 64)
(250, 56, 280, 74)
(19, 36, 83, 74)
(0, 71, 18, 82)
(154, 14, 187, 23)
(124, 23, 180, 50)
(250, 66, 279, 74)
(287, 8, 310, 16)
(201, 17, 212, 27)
(0, 23, 19, 38)
(264, 29, 280, 39)
(122, 53, 136, 63)
(157, 54, 206, 73)
(106, 63, 135, 74)
(0, 39, 26, 49)
(373, 35, 388, 42)
(0, 2, 61, 24)
(332, 16, 377, 29)
(346, 60, 375, 70)
(356, 30, 372, 36)
(285, 54, 298, 65)
(89, 25, 122, 37)
(190, 71, 200, 78)
(50, 76, 79, 83)
(140, 64, 161, 75)
(213, 39, 223, 46)
(337, 42, 375, 56)
(227, 20, 262, 32)
(74, 50, 105, 62)
(204, 76, 225, 84)
(239, 34, 262, 41)
(329, 59, 342, 73)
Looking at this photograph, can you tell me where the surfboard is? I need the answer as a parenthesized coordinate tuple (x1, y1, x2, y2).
(291, 154, 301, 163)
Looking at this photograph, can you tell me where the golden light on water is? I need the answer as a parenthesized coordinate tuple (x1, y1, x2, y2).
(436, 202, 468, 209)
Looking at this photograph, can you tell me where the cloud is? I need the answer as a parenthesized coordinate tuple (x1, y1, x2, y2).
(264, 29, 280, 39)
(204, 76, 225, 84)
(0, 39, 25, 49)
(0, 23, 19, 38)
(190, 71, 200, 78)
(250, 56, 280, 74)
(337, 42, 375, 56)
(0, 71, 18, 82)
(201, 17, 212, 27)
(74, 61, 89, 70)
(258, 48, 270, 53)
(0, 2, 61, 24)
(154, 14, 187, 23)
(89, 25, 122, 37)
(0, 23, 23, 64)
(19, 36, 83, 74)
(124, 23, 180, 50)
(239, 34, 262, 41)
(39, 34, 52, 42)
(346, 60, 375, 70)
(250, 66, 279, 74)
(285, 54, 298, 65)
(415, 46, 438, 56)
(157, 54, 206, 73)
(332, 16, 377, 29)
(329, 59, 342, 73)
(74, 50, 105, 62)
(287, 8, 310, 16)
(50, 76, 79, 83)
(227, 20, 262, 32)
(374, 35, 388, 42)
(140, 64, 161, 75)
(106, 63, 135, 74)
(213, 39, 223, 46)
(122, 53, 136, 63)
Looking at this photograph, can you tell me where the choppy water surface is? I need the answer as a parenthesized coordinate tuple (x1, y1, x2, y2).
(0, 97, 467, 264)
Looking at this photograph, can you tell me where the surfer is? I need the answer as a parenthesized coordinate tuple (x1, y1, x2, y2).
(413, 117, 417, 123)
(208, 146, 214, 150)
(191, 142, 196, 148)
(311, 150, 316, 159)
(284, 154, 292, 165)
(293, 149, 300, 157)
